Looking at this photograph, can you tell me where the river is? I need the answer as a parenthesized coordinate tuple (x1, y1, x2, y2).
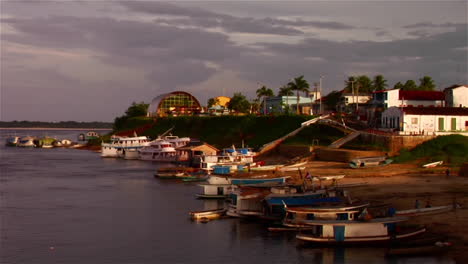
(0, 129, 454, 264)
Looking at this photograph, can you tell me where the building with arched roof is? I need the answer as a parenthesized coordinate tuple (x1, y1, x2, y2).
(147, 91, 202, 117)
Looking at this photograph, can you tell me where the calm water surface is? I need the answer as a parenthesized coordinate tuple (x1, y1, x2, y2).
(0, 130, 455, 264)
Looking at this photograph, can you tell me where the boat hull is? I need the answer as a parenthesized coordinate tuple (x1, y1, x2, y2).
(189, 209, 226, 220)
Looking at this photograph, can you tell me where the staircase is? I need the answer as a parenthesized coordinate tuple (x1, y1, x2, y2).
(257, 115, 330, 156)
(328, 131, 362, 149)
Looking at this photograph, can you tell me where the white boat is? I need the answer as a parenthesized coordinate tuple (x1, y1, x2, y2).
(313, 175, 346, 181)
(17, 136, 36, 147)
(395, 205, 454, 217)
(189, 208, 227, 220)
(138, 140, 177, 162)
(349, 156, 393, 168)
(422, 161, 443, 168)
(101, 135, 150, 158)
(162, 134, 190, 148)
(200, 154, 254, 171)
(5, 136, 19, 146)
(60, 139, 72, 146)
(196, 184, 232, 199)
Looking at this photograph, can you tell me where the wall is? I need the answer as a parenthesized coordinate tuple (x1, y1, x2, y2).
(315, 147, 386, 162)
(360, 132, 437, 155)
(451, 86, 468, 107)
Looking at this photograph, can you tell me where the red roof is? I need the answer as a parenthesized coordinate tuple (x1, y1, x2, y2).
(399, 90, 445, 101)
(402, 107, 468, 116)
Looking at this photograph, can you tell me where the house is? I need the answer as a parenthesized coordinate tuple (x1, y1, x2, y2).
(381, 106, 468, 135)
(265, 96, 314, 115)
(369, 89, 445, 127)
(444, 85, 468, 107)
(176, 140, 219, 165)
(337, 93, 372, 113)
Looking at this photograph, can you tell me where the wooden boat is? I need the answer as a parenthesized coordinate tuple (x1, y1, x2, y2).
(154, 167, 199, 179)
(395, 205, 453, 217)
(422, 161, 443, 168)
(313, 175, 346, 181)
(296, 217, 426, 244)
(189, 208, 227, 220)
(386, 241, 451, 256)
(349, 156, 393, 169)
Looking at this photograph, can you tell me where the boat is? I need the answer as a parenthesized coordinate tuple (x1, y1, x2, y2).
(395, 205, 454, 217)
(200, 154, 254, 171)
(17, 136, 36, 147)
(294, 204, 426, 244)
(138, 139, 177, 162)
(154, 167, 196, 179)
(85, 131, 100, 141)
(101, 135, 150, 158)
(313, 175, 346, 181)
(5, 136, 19, 146)
(189, 208, 227, 220)
(60, 139, 72, 147)
(349, 156, 393, 168)
(422, 161, 443, 168)
(163, 134, 191, 148)
(230, 176, 290, 186)
(196, 184, 232, 199)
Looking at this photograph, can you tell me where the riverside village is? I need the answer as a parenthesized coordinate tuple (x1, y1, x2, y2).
(6, 81, 468, 262)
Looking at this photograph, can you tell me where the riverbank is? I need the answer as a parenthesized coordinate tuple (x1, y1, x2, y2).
(285, 161, 467, 263)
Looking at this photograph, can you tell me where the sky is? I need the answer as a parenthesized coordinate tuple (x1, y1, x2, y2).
(1, 1, 467, 122)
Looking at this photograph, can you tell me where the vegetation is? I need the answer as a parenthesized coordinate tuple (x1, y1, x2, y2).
(278, 85, 294, 96)
(288, 75, 310, 114)
(256, 85, 274, 114)
(0, 120, 112, 128)
(393, 135, 468, 166)
(227, 92, 251, 114)
(113, 102, 149, 131)
(207, 97, 219, 108)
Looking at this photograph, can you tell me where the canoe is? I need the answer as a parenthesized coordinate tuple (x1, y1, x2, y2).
(396, 205, 453, 217)
(422, 161, 443, 168)
(195, 194, 229, 199)
(155, 172, 185, 179)
(313, 175, 345, 181)
(189, 208, 227, 220)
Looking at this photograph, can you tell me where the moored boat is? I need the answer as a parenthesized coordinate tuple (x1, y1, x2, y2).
(17, 136, 36, 147)
(422, 161, 443, 168)
(189, 208, 227, 220)
(101, 135, 150, 158)
(349, 156, 393, 168)
(138, 139, 177, 162)
(5, 136, 19, 146)
(196, 184, 232, 199)
(395, 205, 454, 217)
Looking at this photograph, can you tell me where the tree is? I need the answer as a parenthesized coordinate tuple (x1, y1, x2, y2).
(278, 85, 294, 96)
(287, 75, 310, 114)
(125, 102, 149, 117)
(207, 98, 219, 108)
(344, 76, 356, 93)
(227, 92, 251, 114)
(418, 76, 436, 91)
(356, 75, 373, 93)
(256, 85, 274, 114)
(402, 80, 418, 91)
(324, 90, 342, 111)
(393, 82, 404, 90)
(372, 75, 388, 91)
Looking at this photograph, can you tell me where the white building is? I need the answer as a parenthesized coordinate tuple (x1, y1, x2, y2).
(381, 107, 468, 135)
(337, 93, 372, 112)
(372, 89, 445, 109)
(444, 85, 468, 107)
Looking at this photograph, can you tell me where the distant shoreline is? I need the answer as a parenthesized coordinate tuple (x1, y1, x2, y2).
(0, 127, 112, 131)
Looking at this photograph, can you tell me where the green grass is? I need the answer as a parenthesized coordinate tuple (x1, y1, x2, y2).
(393, 135, 468, 166)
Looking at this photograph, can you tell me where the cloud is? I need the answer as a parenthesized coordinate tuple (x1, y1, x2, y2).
(404, 22, 461, 28)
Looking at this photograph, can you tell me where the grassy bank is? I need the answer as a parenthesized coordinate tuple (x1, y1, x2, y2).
(111, 115, 345, 149)
(394, 135, 468, 166)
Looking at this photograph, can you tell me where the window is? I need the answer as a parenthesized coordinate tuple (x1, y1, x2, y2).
(411, 118, 418, 125)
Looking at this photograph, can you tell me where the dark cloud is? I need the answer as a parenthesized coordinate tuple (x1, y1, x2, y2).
(404, 22, 461, 28)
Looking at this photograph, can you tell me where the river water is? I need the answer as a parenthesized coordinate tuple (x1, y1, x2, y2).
(0, 129, 455, 264)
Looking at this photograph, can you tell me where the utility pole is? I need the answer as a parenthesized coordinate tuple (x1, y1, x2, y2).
(319, 76, 323, 115)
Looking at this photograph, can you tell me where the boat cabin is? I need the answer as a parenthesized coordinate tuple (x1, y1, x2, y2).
(197, 184, 232, 199)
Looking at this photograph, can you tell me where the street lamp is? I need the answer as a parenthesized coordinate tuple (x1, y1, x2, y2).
(319, 75, 324, 115)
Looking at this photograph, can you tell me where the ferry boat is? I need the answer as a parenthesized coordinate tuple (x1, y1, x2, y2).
(138, 140, 177, 162)
(101, 135, 150, 158)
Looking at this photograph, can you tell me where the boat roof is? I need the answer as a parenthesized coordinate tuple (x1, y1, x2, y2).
(302, 216, 409, 226)
(286, 202, 370, 213)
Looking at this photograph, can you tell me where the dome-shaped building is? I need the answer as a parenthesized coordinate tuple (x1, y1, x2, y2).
(147, 91, 202, 117)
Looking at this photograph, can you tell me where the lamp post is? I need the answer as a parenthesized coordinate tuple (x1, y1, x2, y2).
(319, 75, 324, 115)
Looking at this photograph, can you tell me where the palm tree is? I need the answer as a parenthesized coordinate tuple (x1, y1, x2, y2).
(256, 85, 274, 114)
(418, 76, 436, 91)
(372, 75, 388, 91)
(356, 75, 373, 93)
(344, 76, 356, 93)
(278, 85, 294, 96)
(288, 75, 310, 114)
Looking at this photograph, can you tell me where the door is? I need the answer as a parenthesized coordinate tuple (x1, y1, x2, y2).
(334, 226, 345, 242)
(217, 187, 224, 195)
(438, 118, 444, 131)
(451, 118, 457, 131)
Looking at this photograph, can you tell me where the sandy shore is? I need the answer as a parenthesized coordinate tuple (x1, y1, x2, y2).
(284, 161, 468, 263)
